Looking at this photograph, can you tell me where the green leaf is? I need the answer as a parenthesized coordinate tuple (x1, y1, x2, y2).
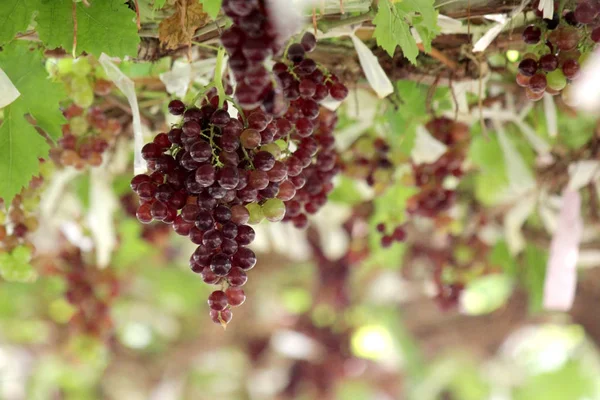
(522, 244, 547, 313)
(329, 176, 366, 205)
(373, 0, 418, 63)
(201, 0, 222, 19)
(489, 241, 517, 277)
(514, 361, 597, 400)
(0, 42, 67, 140)
(372, 0, 439, 64)
(0, 43, 66, 202)
(0, 0, 37, 45)
(36, 0, 140, 58)
(153, 0, 168, 9)
(396, 0, 439, 53)
(0, 246, 37, 282)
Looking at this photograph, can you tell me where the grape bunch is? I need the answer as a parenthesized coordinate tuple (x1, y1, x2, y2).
(131, 96, 345, 326)
(516, 1, 600, 101)
(376, 222, 406, 248)
(407, 118, 469, 218)
(50, 104, 121, 169)
(343, 136, 394, 192)
(56, 248, 119, 339)
(0, 176, 44, 253)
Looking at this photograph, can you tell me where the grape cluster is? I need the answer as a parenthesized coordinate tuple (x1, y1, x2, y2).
(343, 136, 394, 191)
(50, 103, 121, 169)
(376, 222, 406, 248)
(407, 118, 469, 218)
(220, 0, 287, 112)
(516, 1, 600, 100)
(0, 176, 44, 253)
(58, 248, 119, 339)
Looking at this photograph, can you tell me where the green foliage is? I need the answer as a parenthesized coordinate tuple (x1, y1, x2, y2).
(372, 0, 439, 64)
(461, 274, 514, 315)
(201, 0, 223, 19)
(489, 241, 518, 277)
(36, 0, 139, 58)
(0, 43, 66, 203)
(329, 175, 366, 205)
(367, 181, 417, 268)
(0, 246, 36, 282)
(468, 133, 509, 206)
(522, 244, 547, 313)
(514, 361, 597, 400)
(113, 219, 156, 268)
(0, 0, 37, 44)
(386, 81, 450, 155)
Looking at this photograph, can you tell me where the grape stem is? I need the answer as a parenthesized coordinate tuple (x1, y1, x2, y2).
(213, 47, 227, 109)
(316, 9, 375, 33)
(241, 147, 255, 169)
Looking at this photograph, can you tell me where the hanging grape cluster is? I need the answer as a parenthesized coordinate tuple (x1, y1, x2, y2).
(48, 57, 122, 169)
(46, 248, 119, 339)
(516, 1, 600, 101)
(0, 176, 44, 253)
(131, 5, 348, 326)
(407, 118, 469, 218)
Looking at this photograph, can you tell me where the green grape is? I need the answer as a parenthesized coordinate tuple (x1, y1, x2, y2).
(70, 116, 89, 135)
(246, 203, 264, 225)
(546, 69, 567, 91)
(45, 59, 59, 77)
(260, 143, 281, 158)
(72, 57, 92, 77)
(275, 139, 288, 151)
(73, 89, 94, 108)
(354, 136, 376, 158)
(262, 199, 285, 222)
(56, 58, 74, 76)
(0, 246, 36, 283)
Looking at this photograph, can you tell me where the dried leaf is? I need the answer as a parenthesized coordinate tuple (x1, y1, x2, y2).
(158, 0, 209, 50)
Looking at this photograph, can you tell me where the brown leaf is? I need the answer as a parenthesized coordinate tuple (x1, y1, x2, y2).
(158, 0, 209, 50)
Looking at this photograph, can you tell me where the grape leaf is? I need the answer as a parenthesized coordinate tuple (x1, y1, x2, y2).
(159, 0, 210, 49)
(522, 244, 547, 313)
(373, 0, 439, 64)
(0, 0, 37, 45)
(201, 0, 222, 19)
(36, 0, 139, 59)
(153, 0, 169, 9)
(0, 43, 66, 202)
(0, 246, 36, 282)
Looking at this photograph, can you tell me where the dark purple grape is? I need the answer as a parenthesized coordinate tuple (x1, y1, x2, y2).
(562, 59, 580, 79)
(190, 141, 212, 162)
(189, 227, 204, 244)
(203, 229, 223, 249)
(217, 166, 240, 190)
(208, 290, 228, 311)
(236, 225, 255, 245)
(210, 254, 232, 276)
(196, 164, 216, 187)
(201, 267, 220, 284)
(233, 247, 256, 270)
(196, 211, 215, 231)
(136, 204, 153, 223)
(574, 1, 598, 24)
(221, 238, 239, 255)
(227, 267, 247, 287)
(226, 287, 246, 306)
(287, 43, 305, 63)
(168, 99, 185, 115)
(300, 32, 317, 52)
(539, 54, 558, 72)
(518, 58, 538, 77)
(522, 25, 541, 44)
(214, 205, 232, 223)
(253, 151, 275, 171)
(141, 143, 162, 160)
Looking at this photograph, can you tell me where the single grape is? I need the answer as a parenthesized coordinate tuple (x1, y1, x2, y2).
(539, 54, 558, 72)
(301, 32, 317, 52)
(546, 69, 567, 90)
(262, 199, 286, 222)
(231, 205, 250, 225)
(522, 25, 541, 44)
(528, 73, 547, 93)
(226, 287, 246, 307)
(246, 203, 264, 225)
(253, 151, 276, 171)
(196, 164, 216, 187)
(330, 82, 349, 101)
(562, 59, 580, 79)
(208, 290, 228, 311)
(168, 100, 186, 115)
(518, 58, 538, 77)
(210, 309, 233, 325)
(233, 247, 257, 270)
(240, 129, 261, 149)
(227, 267, 248, 287)
(287, 43, 306, 63)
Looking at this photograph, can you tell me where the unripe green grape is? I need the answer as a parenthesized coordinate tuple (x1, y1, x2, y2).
(275, 139, 287, 151)
(354, 136, 376, 158)
(72, 89, 94, 108)
(260, 143, 281, 158)
(262, 199, 285, 222)
(546, 69, 567, 91)
(45, 59, 59, 77)
(72, 57, 92, 77)
(70, 116, 89, 135)
(56, 58, 74, 76)
(246, 203, 264, 225)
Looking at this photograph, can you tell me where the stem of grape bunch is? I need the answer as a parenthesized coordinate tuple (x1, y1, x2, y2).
(213, 47, 227, 109)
